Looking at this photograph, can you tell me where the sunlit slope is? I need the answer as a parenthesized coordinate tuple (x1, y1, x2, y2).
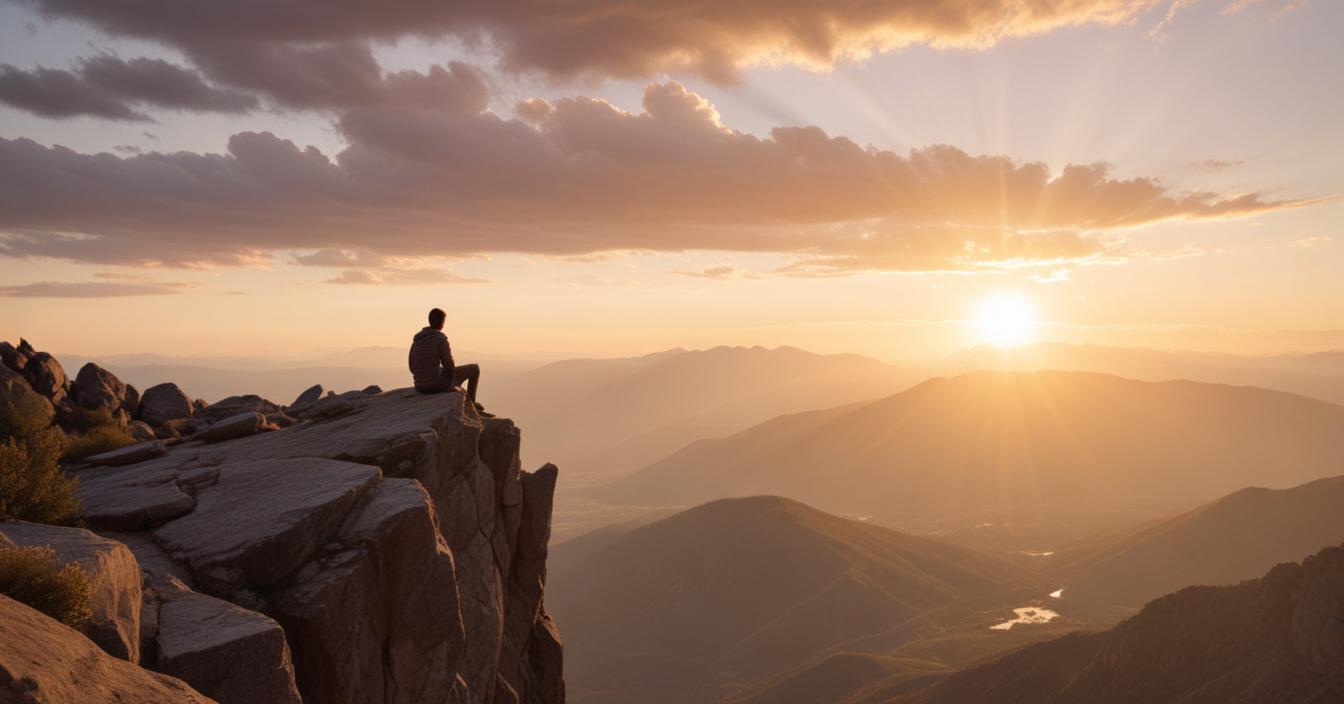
(936, 341, 1344, 405)
(492, 345, 917, 476)
(598, 371, 1344, 512)
(900, 543, 1344, 704)
(1052, 475, 1344, 607)
(548, 496, 1048, 703)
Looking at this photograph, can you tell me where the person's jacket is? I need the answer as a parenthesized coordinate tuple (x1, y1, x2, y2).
(408, 326, 454, 388)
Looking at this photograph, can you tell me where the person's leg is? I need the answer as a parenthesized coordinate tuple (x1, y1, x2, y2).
(452, 363, 480, 403)
(415, 368, 455, 394)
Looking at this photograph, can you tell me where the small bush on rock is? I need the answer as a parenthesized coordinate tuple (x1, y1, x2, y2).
(60, 425, 135, 463)
(0, 427, 79, 524)
(0, 545, 92, 628)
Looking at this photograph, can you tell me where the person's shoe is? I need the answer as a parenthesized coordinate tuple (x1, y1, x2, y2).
(474, 402, 495, 418)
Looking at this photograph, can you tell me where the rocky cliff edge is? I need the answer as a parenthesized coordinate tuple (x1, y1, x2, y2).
(3, 384, 564, 704)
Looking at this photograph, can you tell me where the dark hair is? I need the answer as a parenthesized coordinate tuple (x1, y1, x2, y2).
(428, 308, 446, 328)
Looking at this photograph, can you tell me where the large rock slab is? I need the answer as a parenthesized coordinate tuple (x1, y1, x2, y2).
(199, 411, 265, 444)
(0, 595, 212, 704)
(154, 576, 301, 704)
(139, 382, 194, 426)
(153, 458, 380, 593)
(0, 522, 142, 663)
(84, 439, 167, 467)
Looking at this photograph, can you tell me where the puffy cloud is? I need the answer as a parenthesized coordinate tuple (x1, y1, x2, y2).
(0, 280, 195, 297)
(0, 81, 1316, 273)
(0, 56, 257, 120)
(18, 0, 1225, 83)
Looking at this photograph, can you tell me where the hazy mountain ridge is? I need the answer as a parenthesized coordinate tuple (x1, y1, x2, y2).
(599, 371, 1344, 520)
(549, 495, 1052, 703)
(1051, 474, 1344, 607)
(903, 542, 1344, 703)
(492, 345, 918, 478)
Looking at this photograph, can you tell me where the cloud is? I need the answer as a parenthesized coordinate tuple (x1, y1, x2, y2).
(290, 249, 388, 267)
(1290, 236, 1331, 248)
(0, 81, 1318, 273)
(17, 0, 1231, 84)
(1191, 158, 1245, 172)
(674, 266, 761, 280)
(325, 268, 486, 285)
(0, 280, 194, 297)
(0, 56, 258, 120)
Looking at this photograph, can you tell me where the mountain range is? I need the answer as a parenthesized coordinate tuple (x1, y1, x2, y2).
(597, 371, 1344, 529)
(547, 496, 1052, 703)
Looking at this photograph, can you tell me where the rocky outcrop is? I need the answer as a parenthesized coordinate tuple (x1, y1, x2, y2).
(0, 595, 212, 704)
(288, 384, 324, 412)
(71, 387, 564, 704)
(0, 522, 143, 663)
(138, 382, 194, 426)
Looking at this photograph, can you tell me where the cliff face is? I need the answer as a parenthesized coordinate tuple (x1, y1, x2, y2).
(18, 386, 563, 704)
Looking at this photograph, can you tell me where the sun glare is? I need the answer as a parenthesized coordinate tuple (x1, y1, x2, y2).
(974, 293, 1038, 347)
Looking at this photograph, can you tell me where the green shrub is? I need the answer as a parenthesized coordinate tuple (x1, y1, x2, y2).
(57, 406, 121, 434)
(0, 375, 53, 441)
(0, 427, 80, 524)
(60, 424, 135, 463)
(0, 545, 92, 628)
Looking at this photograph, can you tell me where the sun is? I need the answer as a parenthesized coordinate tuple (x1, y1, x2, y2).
(973, 293, 1038, 347)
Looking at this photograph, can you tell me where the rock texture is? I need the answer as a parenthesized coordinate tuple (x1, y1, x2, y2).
(0, 522, 143, 663)
(0, 595, 212, 704)
(71, 363, 134, 419)
(154, 575, 302, 704)
(73, 387, 564, 704)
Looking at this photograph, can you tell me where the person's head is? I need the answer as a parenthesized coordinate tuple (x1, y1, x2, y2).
(428, 308, 446, 330)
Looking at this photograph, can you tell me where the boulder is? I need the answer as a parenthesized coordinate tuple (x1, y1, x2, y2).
(85, 440, 168, 467)
(195, 395, 283, 424)
(199, 411, 264, 444)
(288, 384, 323, 411)
(123, 384, 140, 416)
(1, 363, 54, 434)
(0, 522, 142, 663)
(0, 595, 213, 704)
(361, 385, 383, 395)
(22, 352, 69, 404)
(0, 340, 29, 374)
(153, 575, 301, 704)
(71, 363, 129, 415)
(152, 458, 380, 593)
(138, 383, 194, 426)
(128, 420, 156, 442)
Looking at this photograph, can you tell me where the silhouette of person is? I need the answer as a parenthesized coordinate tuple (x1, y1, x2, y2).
(408, 307, 492, 416)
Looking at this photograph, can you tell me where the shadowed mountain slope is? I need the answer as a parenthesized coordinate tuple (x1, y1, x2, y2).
(598, 371, 1344, 517)
(1052, 474, 1344, 607)
(548, 496, 1049, 703)
(902, 543, 1344, 704)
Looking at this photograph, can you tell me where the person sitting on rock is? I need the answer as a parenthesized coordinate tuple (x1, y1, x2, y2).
(409, 307, 493, 417)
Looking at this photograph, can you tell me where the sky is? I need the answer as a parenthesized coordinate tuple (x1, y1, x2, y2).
(0, 0, 1341, 361)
